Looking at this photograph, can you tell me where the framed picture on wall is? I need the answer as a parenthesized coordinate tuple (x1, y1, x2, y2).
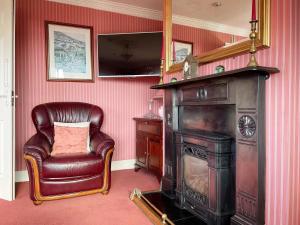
(171, 40, 193, 64)
(46, 22, 94, 82)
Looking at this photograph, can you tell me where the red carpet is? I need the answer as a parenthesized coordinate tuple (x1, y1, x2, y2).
(0, 170, 160, 225)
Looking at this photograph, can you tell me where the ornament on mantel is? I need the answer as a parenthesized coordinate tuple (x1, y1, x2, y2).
(247, 0, 259, 67)
(159, 36, 164, 85)
(183, 54, 198, 80)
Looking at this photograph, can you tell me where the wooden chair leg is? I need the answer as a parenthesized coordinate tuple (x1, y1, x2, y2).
(33, 200, 43, 205)
(102, 190, 109, 195)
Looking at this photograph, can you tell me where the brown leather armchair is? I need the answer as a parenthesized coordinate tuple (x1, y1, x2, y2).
(24, 102, 115, 205)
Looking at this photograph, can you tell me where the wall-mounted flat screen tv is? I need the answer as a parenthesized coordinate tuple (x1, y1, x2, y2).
(98, 31, 163, 77)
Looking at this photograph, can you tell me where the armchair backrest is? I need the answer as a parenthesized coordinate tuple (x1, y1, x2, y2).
(32, 102, 104, 145)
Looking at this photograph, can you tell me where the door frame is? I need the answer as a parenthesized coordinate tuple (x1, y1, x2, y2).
(0, 0, 15, 201)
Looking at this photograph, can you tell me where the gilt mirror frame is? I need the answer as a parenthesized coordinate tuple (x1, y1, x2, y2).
(164, 0, 271, 73)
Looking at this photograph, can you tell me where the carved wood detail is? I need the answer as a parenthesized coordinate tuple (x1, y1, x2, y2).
(236, 192, 257, 221)
(183, 143, 207, 160)
(184, 182, 208, 207)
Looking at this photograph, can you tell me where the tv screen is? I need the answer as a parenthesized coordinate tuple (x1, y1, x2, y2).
(98, 32, 163, 77)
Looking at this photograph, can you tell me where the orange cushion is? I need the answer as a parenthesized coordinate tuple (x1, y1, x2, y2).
(51, 122, 90, 156)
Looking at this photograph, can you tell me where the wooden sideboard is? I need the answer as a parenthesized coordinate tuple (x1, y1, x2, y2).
(133, 118, 163, 180)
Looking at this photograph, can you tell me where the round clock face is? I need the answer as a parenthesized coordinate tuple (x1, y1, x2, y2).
(184, 61, 189, 72)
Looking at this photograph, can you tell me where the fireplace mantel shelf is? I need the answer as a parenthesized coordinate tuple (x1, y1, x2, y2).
(151, 66, 279, 89)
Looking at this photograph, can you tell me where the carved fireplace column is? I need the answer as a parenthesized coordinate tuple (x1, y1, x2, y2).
(231, 74, 267, 225)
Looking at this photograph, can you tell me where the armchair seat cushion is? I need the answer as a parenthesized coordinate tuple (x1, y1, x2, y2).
(42, 152, 103, 179)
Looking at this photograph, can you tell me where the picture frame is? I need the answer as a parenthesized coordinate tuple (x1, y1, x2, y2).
(171, 40, 193, 64)
(46, 22, 94, 82)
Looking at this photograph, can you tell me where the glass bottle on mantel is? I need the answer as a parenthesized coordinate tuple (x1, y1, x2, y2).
(144, 99, 160, 119)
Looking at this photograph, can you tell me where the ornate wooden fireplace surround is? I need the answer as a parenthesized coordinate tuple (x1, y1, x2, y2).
(131, 66, 279, 225)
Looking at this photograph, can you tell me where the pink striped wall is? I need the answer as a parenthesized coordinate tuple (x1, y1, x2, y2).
(166, 0, 300, 224)
(15, 0, 163, 170)
(15, 0, 233, 172)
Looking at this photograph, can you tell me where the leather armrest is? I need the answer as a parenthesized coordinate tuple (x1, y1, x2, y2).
(24, 133, 51, 162)
(90, 131, 115, 159)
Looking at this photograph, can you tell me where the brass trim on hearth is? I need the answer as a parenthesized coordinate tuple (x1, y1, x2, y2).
(130, 188, 174, 225)
(24, 148, 114, 204)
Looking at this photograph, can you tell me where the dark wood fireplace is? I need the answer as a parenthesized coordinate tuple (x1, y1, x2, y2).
(130, 66, 279, 225)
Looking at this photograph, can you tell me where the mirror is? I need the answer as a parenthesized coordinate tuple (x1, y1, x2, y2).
(163, 0, 270, 73)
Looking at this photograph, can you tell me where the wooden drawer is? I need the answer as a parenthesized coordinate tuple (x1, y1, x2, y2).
(136, 121, 162, 136)
(180, 82, 228, 103)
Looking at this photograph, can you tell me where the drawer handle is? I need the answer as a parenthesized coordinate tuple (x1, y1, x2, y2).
(167, 113, 172, 126)
(198, 88, 207, 99)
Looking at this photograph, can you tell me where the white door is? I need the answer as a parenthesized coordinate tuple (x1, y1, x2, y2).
(0, 0, 15, 201)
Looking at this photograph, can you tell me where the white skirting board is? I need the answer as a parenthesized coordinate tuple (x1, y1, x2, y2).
(16, 159, 136, 183)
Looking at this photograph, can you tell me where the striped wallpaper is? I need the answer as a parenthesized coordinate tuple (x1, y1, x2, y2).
(14, 0, 234, 171)
(15, 0, 300, 224)
(15, 0, 163, 170)
(166, 0, 300, 224)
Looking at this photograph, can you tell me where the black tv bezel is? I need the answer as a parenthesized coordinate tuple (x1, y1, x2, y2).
(97, 31, 163, 78)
